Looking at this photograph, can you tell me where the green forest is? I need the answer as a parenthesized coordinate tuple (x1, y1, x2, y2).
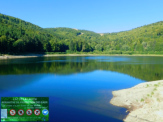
(0, 13, 163, 54)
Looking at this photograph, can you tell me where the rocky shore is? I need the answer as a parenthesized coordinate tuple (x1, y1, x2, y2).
(110, 80, 163, 122)
(0, 54, 95, 59)
(0, 54, 84, 59)
(0, 54, 163, 60)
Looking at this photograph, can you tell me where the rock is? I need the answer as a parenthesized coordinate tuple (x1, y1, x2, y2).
(110, 80, 163, 122)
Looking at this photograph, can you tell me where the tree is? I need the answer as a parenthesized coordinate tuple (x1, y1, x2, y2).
(13, 39, 25, 52)
(69, 41, 74, 51)
(0, 35, 8, 53)
(121, 45, 130, 51)
(43, 42, 51, 52)
(95, 44, 103, 51)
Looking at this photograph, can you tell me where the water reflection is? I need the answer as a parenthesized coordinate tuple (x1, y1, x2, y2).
(0, 56, 162, 121)
(0, 56, 162, 81)
(0, 71, 144, 121)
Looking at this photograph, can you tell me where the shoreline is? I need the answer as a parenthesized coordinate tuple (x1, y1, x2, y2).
(0, 54, 163, 59)
(110, 80, 163, 122)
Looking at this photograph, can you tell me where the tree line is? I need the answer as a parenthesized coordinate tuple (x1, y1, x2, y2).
(0, 13, 163, 54)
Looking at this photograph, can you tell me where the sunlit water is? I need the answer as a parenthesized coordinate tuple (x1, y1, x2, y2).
(0, 56, 162, 122)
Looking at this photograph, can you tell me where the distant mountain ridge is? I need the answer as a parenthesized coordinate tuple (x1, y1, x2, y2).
(0, 13, 163, 54)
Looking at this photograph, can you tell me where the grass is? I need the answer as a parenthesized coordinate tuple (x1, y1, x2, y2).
(140, 82, 162, 103)
(153, 88, 157, 91)
(141, 98, 144, 102)
(151, 92, 154, 95)
(146, 84, 150, 88)
(154, 84, 159, 87)
(157, 98, 160, 102)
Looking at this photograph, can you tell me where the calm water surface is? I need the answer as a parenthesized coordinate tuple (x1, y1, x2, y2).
(0, 56, 163, 122)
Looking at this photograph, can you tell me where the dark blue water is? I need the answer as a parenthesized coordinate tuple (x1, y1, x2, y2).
(0, 56, 163, 122)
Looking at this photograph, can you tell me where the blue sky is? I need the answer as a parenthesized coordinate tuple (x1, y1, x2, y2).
(0, 0, 163, 33)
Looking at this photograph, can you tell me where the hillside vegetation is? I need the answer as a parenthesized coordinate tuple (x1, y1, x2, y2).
(0, 13, 163, 54)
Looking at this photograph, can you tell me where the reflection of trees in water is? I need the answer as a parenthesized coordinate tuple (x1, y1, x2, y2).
(0, 57, 162, 81)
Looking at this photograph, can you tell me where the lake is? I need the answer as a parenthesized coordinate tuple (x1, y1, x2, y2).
(0, 56, 163, 122)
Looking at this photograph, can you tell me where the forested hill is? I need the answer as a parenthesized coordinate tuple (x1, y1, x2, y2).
(0, 13, 55, 53)
(0, 13, 163, 54)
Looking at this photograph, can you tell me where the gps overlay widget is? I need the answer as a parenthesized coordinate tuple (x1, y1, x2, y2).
(1, 97, 49, 121)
